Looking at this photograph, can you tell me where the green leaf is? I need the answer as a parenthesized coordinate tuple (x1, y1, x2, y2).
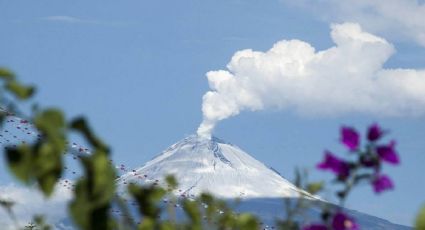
(158, 221, 174, 230)
(165, 175, 178, 190)
(69, 150, 116, 230)
(306, 182, 324, 195)
(0, 67, 15, 80)
(70, 117, 109, 152)
(129, 184, 165, 218)
(182, 200, 201, 228)
(70, 178, 114, 230)
(31, 109, 67, 196)
(34, 140, 65, 196)
(33, 215, 52, 230)
(199, 193, 217, 221)
(236, 213, 258, 230)
(5, 80, 35, 100)
(34, 109, 66, 137)
(416, 204, 425, 230)
(88, 150, 116, 205)
(138, 218, 155, 230)
(5, 145, 33, 183)
(5, 139, 65, 196)
(200, 193, 214, 204)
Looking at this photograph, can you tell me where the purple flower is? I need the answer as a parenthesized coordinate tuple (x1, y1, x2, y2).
(341, 126, 359, 151)
(332, 212, 358, 230)
(376, 140, 399, 165)
(302, 224, 328, 230)
(372, 174, 394, 193)
(303, 212, 358, 230)
(317, 151, 350, 178)
(367, 123, 383, 142)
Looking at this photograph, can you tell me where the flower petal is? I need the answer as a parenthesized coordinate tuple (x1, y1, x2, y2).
(367, 123, 383, 142)
(303, 224, 328, 230)
(377, 141, 399, 165)
(332, 212, 359, 230)
(341, 126, 359, 151)
(372, 174, 394, 193)
(317, 151, 350, 178)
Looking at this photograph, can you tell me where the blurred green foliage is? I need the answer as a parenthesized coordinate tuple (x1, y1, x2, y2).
(0, 67, 34, 99)
(416, 205, 425, 230)
(69, 117, 116, 229)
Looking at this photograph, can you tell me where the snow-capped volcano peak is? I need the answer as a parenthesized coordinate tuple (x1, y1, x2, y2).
(119, 135, 305, 198)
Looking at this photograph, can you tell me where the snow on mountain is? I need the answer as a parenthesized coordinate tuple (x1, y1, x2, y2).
(118, 135, 307, 199)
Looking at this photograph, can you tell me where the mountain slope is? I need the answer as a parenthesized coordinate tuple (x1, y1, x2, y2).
(118, 135, 304, 198)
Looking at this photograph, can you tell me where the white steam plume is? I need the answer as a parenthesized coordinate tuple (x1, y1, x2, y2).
(197, 22, 425, 138)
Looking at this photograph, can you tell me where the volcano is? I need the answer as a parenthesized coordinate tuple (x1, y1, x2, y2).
(118, 135, 308, 199)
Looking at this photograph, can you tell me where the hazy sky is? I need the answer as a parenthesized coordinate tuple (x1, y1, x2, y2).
(1, 0, 425, 226)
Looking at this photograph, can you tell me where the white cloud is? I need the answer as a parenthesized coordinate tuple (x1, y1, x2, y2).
(41, 16, 105, 25)
(197, 23, 425, 138)
(40, 16, 128, 27)
(282, 0, 425, 46)
(0, 183, 72, 229)
(42, 16, 84, 23)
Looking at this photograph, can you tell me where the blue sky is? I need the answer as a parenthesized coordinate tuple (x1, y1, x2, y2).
(1, 0, 425, 226)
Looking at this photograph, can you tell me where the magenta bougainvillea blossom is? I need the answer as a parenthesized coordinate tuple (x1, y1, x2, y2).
(317, 151, 350, 178)
(303, 212, 358, 230)
(367, 123, 383, 142)
(341, 127, 359, 151)
(314, 124, 400, 229)
(332, 212, 359, 230)
(302, 224, 327, 230)
(321, 124, 399, 192)
(376, 140, 399, 165)
(372, 174, 394, 193)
